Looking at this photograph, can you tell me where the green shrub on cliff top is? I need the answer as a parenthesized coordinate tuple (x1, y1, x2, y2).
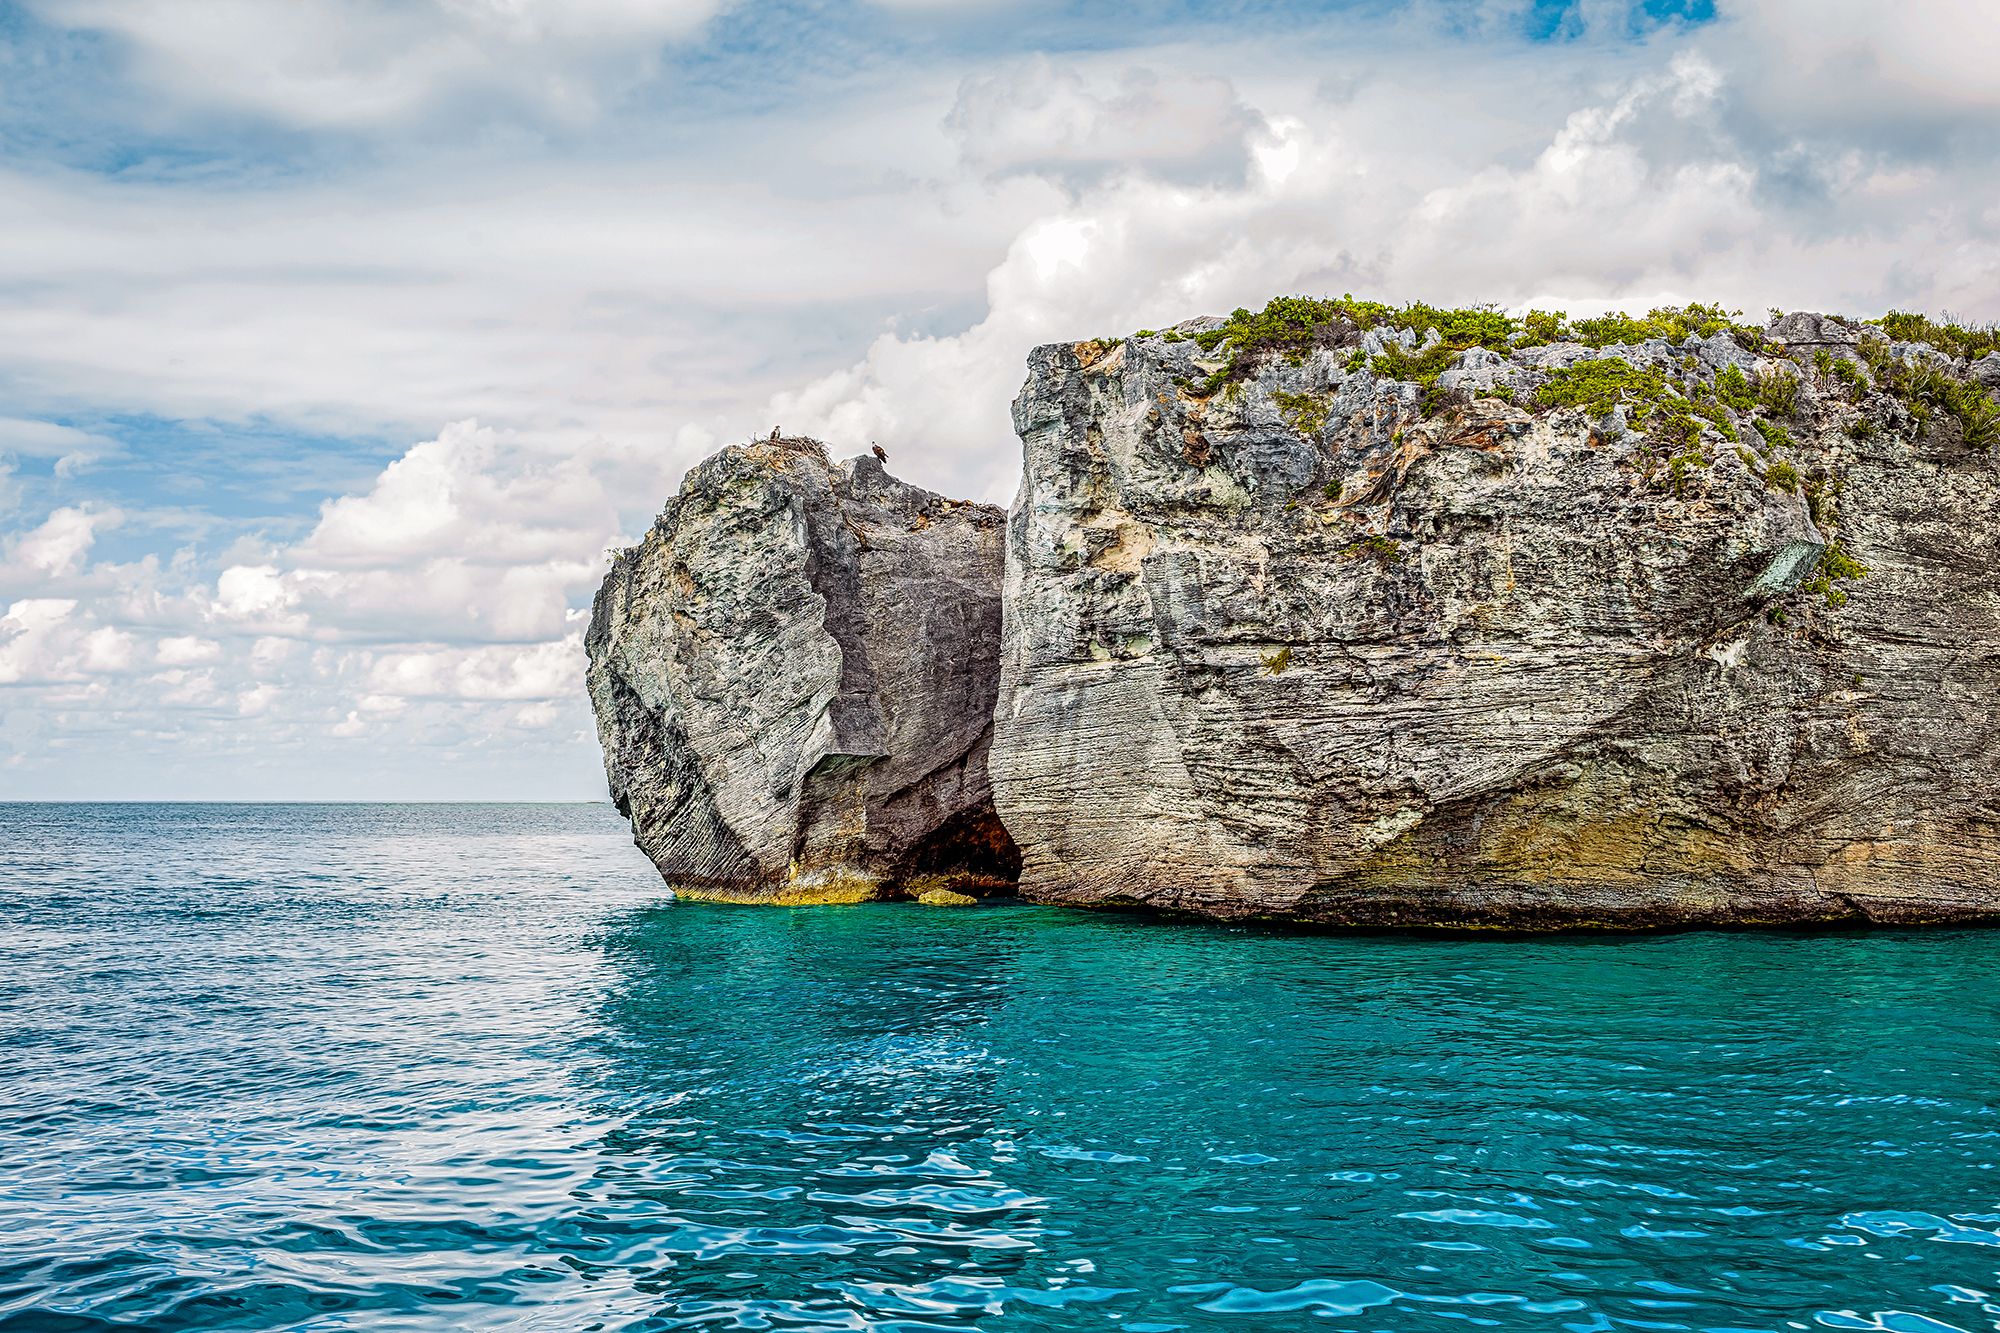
(1175, 299, 1992, 423)
(1885, 360, 2000, 449)
(1191, 295, 1443, 392)
(1191, 295, 1519, 393)
(1186, 296, 1748, 395)
(1393, 302, 1519, 349)
(1563, 303, 1749, 349)
(1192, 295, 1387, 365)
(1534, 357, 1710, 456)
(1877, 311, 2000, 361)
(1753, 418, 1792, 452)
(1273, 390, 1332, 437)
(1533, 358, 1669, 419)
(1367, 341, 1460, 397)
(1755, 368, 1801, 417)
(1517, 310, 1567, 346)
(1715, 364, 1757, 410)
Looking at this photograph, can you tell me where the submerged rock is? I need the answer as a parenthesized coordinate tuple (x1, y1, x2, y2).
(587, 436, 1018, 903)
(992, 311, 2000, 928)
(916, 887, 979, 906)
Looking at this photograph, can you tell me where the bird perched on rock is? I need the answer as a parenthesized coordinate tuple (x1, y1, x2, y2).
(872, 444, 888, 463)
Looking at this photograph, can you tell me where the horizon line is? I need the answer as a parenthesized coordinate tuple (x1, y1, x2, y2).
(0, 799, 619, 806)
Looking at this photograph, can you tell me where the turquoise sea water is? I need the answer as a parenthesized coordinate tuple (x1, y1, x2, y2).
(5, 804, 2000, 1332)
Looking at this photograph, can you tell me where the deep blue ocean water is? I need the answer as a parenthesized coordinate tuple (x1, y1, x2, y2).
(5, 804, 2000, 1333)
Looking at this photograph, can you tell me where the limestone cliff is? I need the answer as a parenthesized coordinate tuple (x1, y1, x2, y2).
(586, 436, 1018, 903)
(993, 303, 2000, 927)
(590, 303, 2000, 929)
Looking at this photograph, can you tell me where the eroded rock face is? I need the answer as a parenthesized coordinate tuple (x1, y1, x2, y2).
(993, 316, 2000, 928)
(587, 436, 1018, 903)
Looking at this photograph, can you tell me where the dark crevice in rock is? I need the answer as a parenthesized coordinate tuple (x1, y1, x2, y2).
(887, 732, 1024, 895)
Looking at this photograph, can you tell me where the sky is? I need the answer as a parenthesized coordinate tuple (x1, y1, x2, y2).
(2, 0, 1998, 800)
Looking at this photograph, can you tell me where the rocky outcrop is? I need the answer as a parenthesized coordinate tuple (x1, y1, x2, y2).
(591, 305, 2000, 930)
(992, 305, 2000, 927)
(586, 436, 1017, 903)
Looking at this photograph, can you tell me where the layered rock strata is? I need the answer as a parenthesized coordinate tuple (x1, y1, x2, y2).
(992, 308, 2000, 927)
(586, 436, 1018, 903)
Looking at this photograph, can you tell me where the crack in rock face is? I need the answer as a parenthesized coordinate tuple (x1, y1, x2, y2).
(585, 436, 1019, 904)
(591, 305, 2000, 931)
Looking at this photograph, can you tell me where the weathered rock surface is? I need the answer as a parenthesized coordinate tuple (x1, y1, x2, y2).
(993, 312, 2000, 928)
(587, 436, 1018, 903)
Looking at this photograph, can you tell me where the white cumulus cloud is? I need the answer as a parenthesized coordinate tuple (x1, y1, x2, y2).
(3, 0, 1998, 797)
(24, 0, 732, 128)
(947, 58, 1264, 187)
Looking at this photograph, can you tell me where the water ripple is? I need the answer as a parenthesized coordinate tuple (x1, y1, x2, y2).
(7, 803, 2000, 1331)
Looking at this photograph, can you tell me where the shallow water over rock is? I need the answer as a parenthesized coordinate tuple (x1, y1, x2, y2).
(5, 802, 1999, 1331)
